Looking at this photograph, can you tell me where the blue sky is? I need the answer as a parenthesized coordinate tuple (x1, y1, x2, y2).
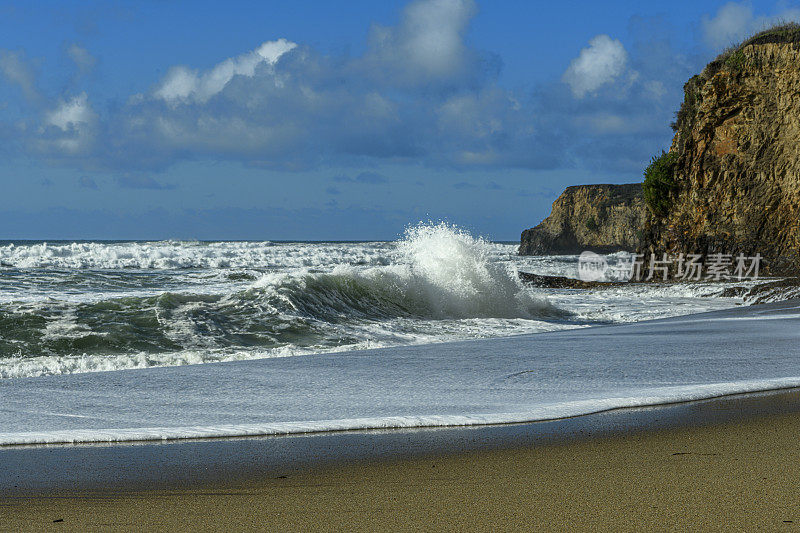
(1, 0, 798, 240)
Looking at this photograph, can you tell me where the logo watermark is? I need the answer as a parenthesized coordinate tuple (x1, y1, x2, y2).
(577, 252, 762, 282)
(577, 251, 608, 282)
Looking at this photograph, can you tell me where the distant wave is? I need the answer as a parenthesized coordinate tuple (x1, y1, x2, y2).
(0, 231, 518, 271)
(0, 240, 395, 270)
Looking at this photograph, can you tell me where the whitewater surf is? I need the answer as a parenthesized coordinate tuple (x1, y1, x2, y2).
(0, 223, 748, 379)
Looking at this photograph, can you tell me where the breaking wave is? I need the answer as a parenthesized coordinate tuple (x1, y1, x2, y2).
(0, 223, 566, 378)
(0, 222, 752, 379)
(253, 223, 559, 321)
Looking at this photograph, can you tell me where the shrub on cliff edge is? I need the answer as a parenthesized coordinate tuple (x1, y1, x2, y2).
(643, 151, 677, 217)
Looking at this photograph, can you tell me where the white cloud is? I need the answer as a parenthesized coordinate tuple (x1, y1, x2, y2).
(154, 38, 296, 103)
(398, 0, 475, 77)
(437, 90, 507, 140)
(572, 112, 655, 135)
(703, 2, 756, 49)
(117, 0, 528, 169)
(43, 93, 97, 154)
(0, 49, 38, 101)
(15, 0, 676, 174)
(644, 80, 666, 100)
(365, 0, 477, 85)
(67, 44, 96, 73)
(562, 35, 628, 98)
(46, 93, 95, 130)
(702, 2, 800, 50)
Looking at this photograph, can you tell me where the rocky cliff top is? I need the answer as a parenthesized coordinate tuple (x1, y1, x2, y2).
(519, 183, 646, 255)
(639, 24, 800, 275)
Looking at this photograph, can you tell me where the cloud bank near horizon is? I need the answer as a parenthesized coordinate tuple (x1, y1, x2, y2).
(2, 0, 796, 178)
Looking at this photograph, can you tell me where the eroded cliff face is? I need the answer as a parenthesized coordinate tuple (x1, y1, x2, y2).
(641, 37, 800, 274)
(519, 184, 646, 255)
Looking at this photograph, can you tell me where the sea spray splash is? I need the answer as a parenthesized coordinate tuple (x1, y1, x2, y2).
(253, 222, 560, 320)
(395, 222, 558, 318)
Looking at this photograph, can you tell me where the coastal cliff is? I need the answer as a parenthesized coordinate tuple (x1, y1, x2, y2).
(638, 25, 800, 275)
(519, 183, 646, 255)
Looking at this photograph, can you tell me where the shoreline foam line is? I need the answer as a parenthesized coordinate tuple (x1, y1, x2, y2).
(4, 379, 800, 447)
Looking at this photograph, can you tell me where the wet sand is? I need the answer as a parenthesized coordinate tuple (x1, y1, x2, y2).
(3, 390, 800, 531)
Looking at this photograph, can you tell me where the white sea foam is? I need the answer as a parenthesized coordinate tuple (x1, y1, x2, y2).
(0, 240, 395, 270)
(3, 299, 799, 445)
(0, 224, 762, 380)
(545, 280, 756, 324)
(0, 319, 582, 379)
(0, 237, 518, 271)
(3, 378, 800, 446)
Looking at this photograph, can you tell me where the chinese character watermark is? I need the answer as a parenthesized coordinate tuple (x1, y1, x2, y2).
(577, 252, 761, 283)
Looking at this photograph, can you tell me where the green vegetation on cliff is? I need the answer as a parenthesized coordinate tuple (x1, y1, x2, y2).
(642, 151, 677, 217)
(639, 22, 800, 275)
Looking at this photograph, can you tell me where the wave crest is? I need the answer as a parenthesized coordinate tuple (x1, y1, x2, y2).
(254, 223, 560, 320)
(0, 223, 568, 378)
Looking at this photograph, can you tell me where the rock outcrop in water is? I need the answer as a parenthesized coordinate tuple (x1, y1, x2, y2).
(518, 183, 646, 255)
(638, 25, 800, 275)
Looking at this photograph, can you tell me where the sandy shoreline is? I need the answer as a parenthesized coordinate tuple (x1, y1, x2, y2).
(3, 388, 800, 530)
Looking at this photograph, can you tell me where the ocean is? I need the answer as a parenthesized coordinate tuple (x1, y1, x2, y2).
(0, 223, 745, 379)
(4, 222, 797, 446)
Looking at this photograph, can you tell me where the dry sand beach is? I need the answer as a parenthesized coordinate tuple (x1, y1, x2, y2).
(3, 389, 800, 531)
